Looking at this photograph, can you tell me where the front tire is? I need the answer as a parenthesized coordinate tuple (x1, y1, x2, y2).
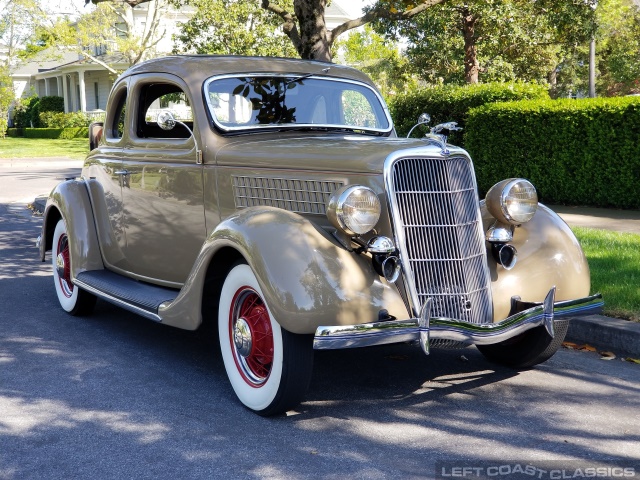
(477, 319, 569, 369)
(218, 263, 313, 416)
(52, 219, 96, 316)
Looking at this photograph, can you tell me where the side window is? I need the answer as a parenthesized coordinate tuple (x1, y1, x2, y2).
(342, 90, 378, 128)
(107, 88, 127, 140)
(136, 83, 193, 139)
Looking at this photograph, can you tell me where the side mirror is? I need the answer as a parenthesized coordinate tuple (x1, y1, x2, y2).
(156, 110, 203, 165)
(157, 111, 177, 131)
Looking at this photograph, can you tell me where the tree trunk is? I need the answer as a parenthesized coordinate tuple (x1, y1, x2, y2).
(293, 0, 331, 61)
(461, 7, 479, 84)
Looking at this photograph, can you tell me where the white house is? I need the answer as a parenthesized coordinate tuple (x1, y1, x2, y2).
(10, 1, 355, 120)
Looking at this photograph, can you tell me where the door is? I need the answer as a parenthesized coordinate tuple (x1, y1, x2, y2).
(119, 75, 206, 286)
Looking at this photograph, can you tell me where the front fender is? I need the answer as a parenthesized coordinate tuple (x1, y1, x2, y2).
(484, 203, 591, 321)
(40, 180, 104, 277)
(161, 207, 409, 334)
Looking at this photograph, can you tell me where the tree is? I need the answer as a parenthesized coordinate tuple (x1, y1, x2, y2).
(89, 0, 449, 62)
(336, 24, 417, 98)
(172, 0, 297, 57)
(595, 0, 640, 95)
(0, 65, 13, 135)
(0, 0, 47, 64)
(373, 0, 597, 85)
(24, 0, 171, 72)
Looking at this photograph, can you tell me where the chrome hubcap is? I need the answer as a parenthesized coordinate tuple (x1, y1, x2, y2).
(233, 317, 253, 357)
(56, 252, 66, 279)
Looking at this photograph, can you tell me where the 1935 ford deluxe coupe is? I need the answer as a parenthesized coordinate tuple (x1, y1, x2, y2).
(38, 56, 603, 415)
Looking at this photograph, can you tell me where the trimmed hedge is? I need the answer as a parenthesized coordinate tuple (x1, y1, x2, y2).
(5, 128, 23, 137)
(22, 127, 89, 139)
(389, 82, 549, 145)
(465, 97, 640, 209)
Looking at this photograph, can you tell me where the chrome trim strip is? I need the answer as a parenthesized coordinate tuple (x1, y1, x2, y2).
(73, 279, 163, 322)
(313, 292, 603, 351)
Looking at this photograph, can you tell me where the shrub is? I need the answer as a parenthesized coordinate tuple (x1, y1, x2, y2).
(39, 111, 90, 128)
(465, 97, 640, 209)
(6, 128, 23, 137)
(389, 82, 550, 146)
(22, 127, 89, 139)
(37, 96, 64, 113)
(30, 96, 65, 127)
(13, 96, 40, 128)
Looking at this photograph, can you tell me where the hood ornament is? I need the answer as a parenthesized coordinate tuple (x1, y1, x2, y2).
(407, 113, 463, 155)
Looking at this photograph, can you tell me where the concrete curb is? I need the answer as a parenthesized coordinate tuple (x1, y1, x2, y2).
(567, 315, 640, 358)
(32, 195, 48, 215)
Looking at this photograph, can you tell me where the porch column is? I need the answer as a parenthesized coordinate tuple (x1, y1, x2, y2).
(62, 75, 69, 113)
(78, 70, 87, 112)
(44, 78, 50, 96)
(70, 75, 77, 112)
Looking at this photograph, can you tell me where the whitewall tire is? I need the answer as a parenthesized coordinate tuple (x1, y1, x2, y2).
(51, 219, 96, 316)
(218, 263, 313, 416)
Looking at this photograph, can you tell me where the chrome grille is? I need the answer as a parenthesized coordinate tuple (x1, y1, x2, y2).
(388, 156, 492, 324)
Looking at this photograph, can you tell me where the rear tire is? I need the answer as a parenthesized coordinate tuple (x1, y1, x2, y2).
(218, 263, 313, 416)
(52, 219, 96, 316)
(477, 320, 569, 369)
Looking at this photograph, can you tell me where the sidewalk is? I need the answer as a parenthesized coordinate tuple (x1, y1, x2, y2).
(548, 204, 640, 234)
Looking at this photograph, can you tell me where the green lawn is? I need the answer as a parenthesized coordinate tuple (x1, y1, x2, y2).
(0, 137, 89, 160)
(573, 227, 640, 321)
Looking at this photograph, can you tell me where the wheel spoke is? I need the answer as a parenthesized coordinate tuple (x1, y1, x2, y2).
(231, 288, 275, 386)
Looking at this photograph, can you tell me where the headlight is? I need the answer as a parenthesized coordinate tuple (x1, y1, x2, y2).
(327, 185, 381, 235)
(486, 178, 538, 225)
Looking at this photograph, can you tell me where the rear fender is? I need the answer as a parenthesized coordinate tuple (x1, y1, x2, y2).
(41, 180, 104, 277)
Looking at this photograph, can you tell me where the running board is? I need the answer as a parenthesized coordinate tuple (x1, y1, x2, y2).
(75, 270, 179, 322)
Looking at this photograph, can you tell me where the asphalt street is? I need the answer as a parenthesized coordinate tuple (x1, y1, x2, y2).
(0, 159, 639, 479)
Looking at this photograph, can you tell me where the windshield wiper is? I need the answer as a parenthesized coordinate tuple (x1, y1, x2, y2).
(286, 67, 331, 86)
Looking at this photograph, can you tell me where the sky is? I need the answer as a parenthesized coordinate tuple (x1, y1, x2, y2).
(338, 0, 374, 18)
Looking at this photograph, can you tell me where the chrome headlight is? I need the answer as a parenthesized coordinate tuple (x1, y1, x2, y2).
(327, 185, 381, 235)
(486, 178, 538, 225)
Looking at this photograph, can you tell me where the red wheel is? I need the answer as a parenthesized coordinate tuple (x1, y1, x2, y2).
(51, 219, 96, 316)
(219, 263, 313, 416)
(55, 230, 74, 299)
(229, 287, 275, 386)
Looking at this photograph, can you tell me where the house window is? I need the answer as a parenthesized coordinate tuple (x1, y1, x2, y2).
(94, 82, 100, 109)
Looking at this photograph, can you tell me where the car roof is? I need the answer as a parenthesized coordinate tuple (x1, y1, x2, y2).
(120, 55, 376, 89)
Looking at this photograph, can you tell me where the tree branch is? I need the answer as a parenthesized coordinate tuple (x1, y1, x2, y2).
(81, 52, 119, 74)
(260, 0, 303, 54)
(331, 0, 449, 39)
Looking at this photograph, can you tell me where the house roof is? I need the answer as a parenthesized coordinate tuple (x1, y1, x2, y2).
(326, 1, 351, 20)
(12, 50, 81, 76)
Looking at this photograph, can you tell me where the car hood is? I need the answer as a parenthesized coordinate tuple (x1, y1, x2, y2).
(213, 134, 461, 174)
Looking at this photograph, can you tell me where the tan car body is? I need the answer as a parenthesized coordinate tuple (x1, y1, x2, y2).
(40, 55, 594, 336)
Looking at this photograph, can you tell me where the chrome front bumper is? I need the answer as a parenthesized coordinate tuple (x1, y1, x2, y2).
(313, 288, 603, 355)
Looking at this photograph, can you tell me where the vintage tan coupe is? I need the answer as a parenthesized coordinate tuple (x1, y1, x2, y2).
(38, 56, 603, 415)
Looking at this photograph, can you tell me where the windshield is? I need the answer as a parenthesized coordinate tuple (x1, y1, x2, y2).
(204, 74, 391, 133)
